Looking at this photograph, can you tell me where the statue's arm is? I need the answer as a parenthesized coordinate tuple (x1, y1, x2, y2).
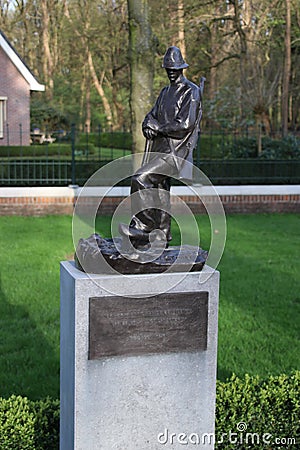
(142, 89, 166, 136)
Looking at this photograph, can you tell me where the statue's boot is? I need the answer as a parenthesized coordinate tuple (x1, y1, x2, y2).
(119, 223, 170, 253)
(118, 223, 149, 240)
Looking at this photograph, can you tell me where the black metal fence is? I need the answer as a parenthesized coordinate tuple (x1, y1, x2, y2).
(0, 125, 299, 186)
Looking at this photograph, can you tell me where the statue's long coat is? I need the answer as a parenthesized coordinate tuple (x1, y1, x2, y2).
(142, 75, 202, 181)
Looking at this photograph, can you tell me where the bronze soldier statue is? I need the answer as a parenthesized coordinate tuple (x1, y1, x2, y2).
(119, 46, 203, 249)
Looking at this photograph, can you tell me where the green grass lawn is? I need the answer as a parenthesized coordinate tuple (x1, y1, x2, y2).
(0, 213, 299, 400)
(0, 216, 73, 400)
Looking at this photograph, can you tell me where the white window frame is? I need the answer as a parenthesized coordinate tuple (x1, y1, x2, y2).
(0, 97, 7, 139)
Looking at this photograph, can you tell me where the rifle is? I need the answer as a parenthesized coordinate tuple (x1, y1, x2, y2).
(199, 76, 206, 101)
(141, 137, 153, 166)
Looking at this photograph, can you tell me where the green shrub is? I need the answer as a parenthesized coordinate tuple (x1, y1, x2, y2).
(259, 135, 300, 160)
(77, 131, 132, 150)
(32, 398, 59, 450)
(0, 372, 298, 449)
(228, 135, 300, 159)
(0, 395, 35, 449)
(0, 144, 68, 157)
(216, 371, 300, 449)
(0, 396, 59, 450)
(227, 137, 258, 158)
(199, 133, 233, 159)
(97, 131, 132, 150)
(0, 143, 97, 157)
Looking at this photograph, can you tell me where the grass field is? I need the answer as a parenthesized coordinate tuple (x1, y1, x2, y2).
(0, 213, 299, 400)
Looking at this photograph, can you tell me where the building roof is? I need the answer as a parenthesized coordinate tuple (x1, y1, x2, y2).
(0, 30, 45, 92)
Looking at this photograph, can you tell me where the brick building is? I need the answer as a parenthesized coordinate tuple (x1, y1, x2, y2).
(0, 30, 44, 146)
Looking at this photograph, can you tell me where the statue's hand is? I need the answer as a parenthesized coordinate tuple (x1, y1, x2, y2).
(143, 128, 158, 140)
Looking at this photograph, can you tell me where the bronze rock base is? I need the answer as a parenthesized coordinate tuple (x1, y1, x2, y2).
(75, 233, 208, 275)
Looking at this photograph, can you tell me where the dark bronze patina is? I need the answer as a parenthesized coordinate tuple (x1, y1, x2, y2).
(75, 46, 207, 274)
(119, 46, 204, 248)
(75, 234, 207, 274)
(89, 292, 208, 358)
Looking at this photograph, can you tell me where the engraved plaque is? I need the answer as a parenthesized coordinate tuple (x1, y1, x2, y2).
(89, 292, 208, 359)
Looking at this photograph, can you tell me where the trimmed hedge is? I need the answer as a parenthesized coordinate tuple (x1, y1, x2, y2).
(216, 371, 299, 449)
(0, 396, 59, 449)
(227, 135, 300, 159)
(1, 133, 299, 160)
(77, 131, 132, 150)
(0, 143, 97, 157)
(0, 372, 299, 449)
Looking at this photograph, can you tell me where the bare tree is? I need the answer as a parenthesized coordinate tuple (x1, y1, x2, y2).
(64, 0, 115, 129)
(241, 56, 281, 154)
(1, 0, 298, 136)
(0, 1, 12, 29)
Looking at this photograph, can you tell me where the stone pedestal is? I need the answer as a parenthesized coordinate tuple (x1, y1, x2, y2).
(60, 261, 219, 450)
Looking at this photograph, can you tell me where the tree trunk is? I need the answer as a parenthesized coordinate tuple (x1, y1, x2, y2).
(262, 111, 271, 137)
(87, 50, 113, 129)
(41, 0, 54, 99)
(177, 0, 186, 60)
(232, 0, 248, 119)
(282, 0, 291, 137)
(256, 116, 262, 156)
(79, 70, 86, 131)
(85, 80, 91, 134)
(127, 0, 156, 165)
(209, 22, 218, 101)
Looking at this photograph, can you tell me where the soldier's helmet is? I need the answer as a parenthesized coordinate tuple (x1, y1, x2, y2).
(162, 46, 189, 69)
